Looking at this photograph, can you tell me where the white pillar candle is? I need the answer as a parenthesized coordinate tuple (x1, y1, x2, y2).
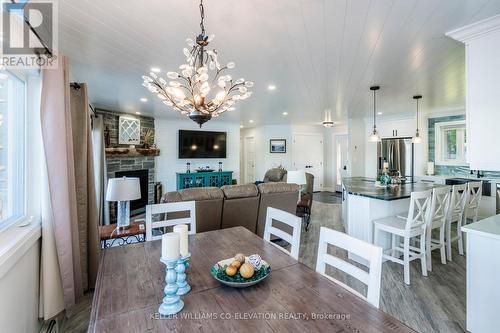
(161, 233, 180, 260)
(173, 224, 189, 257)
(383, 162, 389, 171)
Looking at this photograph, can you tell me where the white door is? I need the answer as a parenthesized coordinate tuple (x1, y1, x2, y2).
(292, 133, 323, 191)
(334, 134, 349, 192)
(244, 136, 255, 184)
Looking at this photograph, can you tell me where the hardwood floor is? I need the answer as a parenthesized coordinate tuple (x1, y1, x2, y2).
(60, 200, 466, 333)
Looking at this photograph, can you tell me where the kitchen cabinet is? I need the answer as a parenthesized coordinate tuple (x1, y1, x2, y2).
(447, 16, 500, 171)
(377, 118, 415, 138)
(462, 216, 500, 333)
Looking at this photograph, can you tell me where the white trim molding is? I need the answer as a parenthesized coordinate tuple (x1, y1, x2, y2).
(446, 14, 500, 43)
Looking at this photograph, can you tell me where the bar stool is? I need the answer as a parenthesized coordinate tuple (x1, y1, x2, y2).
(373, 190, 431, 285)
(463, 181, 482, 225)
(424, 186, 451, 271)
(445, 184, 467, 261)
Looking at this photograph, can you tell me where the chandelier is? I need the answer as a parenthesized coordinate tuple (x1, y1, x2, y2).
(142, 0, 253, 127)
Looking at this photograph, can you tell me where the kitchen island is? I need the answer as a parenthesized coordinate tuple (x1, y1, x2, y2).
(341, 177, 441, 265)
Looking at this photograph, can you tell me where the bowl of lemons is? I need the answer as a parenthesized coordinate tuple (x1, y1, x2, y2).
(210, 253, 271, 288)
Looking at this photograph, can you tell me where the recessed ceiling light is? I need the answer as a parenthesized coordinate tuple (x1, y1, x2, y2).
(150, 67, 161, 73)
(140, 97, 148, 102)
(267, 84, 276, 91)
(377, 112, 383, 115)
(282, 112, 288, 116)
(240, 125, 244, 128)
(249, 120, 254, 123)
(135, 112, 141, 115)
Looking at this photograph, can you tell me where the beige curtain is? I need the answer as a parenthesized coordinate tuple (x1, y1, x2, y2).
(40, 55, 100, 316)
(92, 114, 110, 225)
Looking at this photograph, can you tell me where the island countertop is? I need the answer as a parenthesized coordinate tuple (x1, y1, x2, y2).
(342, 177, 442, 201)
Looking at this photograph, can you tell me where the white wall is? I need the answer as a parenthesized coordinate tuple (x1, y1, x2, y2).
(348, 118, 366, 177)
(240, 124, 325, 183)
(155, 119, 241, 192)
(241, 125, 293, 182)
(323, 124, 348, 190)
(0, 236, 41, 333)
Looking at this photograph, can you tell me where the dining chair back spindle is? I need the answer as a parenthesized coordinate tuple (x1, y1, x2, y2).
(316, 227, 383, 308)
(263, 207, 302, 260)
(145, 201, 196, 241)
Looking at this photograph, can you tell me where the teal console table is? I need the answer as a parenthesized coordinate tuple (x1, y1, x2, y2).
(176, 171, 233, 190)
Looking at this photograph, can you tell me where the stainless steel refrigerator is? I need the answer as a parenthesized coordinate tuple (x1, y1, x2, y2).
(377, 138, 414, 181)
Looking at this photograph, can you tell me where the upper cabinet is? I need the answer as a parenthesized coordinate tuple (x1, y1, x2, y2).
(377, 118, 415, 138)
(447, 15, 500, 171)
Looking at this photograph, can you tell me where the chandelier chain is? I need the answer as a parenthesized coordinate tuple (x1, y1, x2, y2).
(199, 0, 205, 36)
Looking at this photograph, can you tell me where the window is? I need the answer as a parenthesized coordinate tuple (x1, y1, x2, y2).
(435, 120, 467, 166)
(0, 70, 26, 229)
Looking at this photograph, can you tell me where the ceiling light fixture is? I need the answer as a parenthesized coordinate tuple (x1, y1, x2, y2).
(150, 67, 161, 73)
(282, 112, 288, 116)
(323, 108, 334, 128)
(268, 84, 276, 91)
(412, 95, 422, 144)
(142, 0, 253, 127)
(249, 120, 254, 123)
(140, 97, 148, 102)
(368, 86, 381, 142)
(377, 112, 383, 115)
(135, 112, 142, 115)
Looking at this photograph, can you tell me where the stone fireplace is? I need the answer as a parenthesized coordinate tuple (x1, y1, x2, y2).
(97, 108, 159, 222)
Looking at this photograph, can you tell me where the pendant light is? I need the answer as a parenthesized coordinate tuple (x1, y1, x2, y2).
(368, 86, 381, 142)
(412, 95, 422, 144)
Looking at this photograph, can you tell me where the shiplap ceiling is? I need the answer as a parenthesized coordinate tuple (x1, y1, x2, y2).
(60, 0, 500, 126)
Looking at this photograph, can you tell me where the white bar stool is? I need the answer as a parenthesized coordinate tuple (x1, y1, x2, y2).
(445, 184, 467, 261)
(373, 190, 431, 285)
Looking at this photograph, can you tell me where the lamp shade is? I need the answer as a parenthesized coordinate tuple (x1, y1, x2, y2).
(106, 177, 141, 202)
(287, 170, 307, 185)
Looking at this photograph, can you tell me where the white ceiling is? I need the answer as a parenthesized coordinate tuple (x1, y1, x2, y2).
(59, 0, 500, 126)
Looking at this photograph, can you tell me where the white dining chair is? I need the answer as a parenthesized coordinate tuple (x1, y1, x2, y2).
(445, 184, 467, 261)
(315, 227, 382, 308)
(424, 186, 451, 271)
(263, 207, 302, 260)
(463, 181, 482, 225)
(145, 201, 196, 241)
(373, 190, 431, 285)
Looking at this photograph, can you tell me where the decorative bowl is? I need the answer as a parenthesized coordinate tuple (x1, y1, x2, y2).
(210, 257, 271, 288)
(196, 169, 214, 172)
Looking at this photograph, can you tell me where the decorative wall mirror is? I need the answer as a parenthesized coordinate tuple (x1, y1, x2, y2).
(119, 116, 141, 145)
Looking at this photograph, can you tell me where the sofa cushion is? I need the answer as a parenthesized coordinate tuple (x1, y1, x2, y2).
(163, 191, 182, 203)
(258, 182, 299, 194)
(179, 187, 224, 201)
(221, 184, 259, 199)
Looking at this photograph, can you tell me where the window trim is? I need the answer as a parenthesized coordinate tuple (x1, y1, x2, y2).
(0, 70, 28, 231)
(434, 120, 468, 166)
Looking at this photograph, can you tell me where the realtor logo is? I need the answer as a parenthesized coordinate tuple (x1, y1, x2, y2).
(1, 0, 58, 69)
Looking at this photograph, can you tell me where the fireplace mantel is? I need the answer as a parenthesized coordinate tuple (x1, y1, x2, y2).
(105, 147, 160, 157)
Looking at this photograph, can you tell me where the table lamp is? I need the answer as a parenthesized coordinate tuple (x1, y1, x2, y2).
(106, 177, 141, 229)
(287, 170, 307, 202)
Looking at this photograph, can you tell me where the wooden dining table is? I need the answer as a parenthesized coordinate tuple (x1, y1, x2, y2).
(89, 227, 415, 332)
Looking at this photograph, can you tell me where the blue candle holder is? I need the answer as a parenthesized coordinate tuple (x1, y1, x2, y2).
(176, 253, 191, 295)
(159, 257, 184, 316)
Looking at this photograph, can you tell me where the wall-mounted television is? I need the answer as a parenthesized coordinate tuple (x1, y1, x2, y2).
(178, 130, 227, 159)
